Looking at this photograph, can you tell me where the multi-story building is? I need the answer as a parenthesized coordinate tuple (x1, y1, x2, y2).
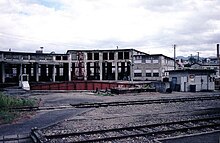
(0, 49, 175, 84)
(133, 52, 175, 81)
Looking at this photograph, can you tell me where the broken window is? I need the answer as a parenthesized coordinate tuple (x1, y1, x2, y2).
(124, 52, 129, 59)
(94, 53, 99, 60)
(103, 53, 108, 60)
(87, 53, 92, 60)
(153, 73, 159, 77)
(118, 52, 123, 60)
(56, 56, 61, 60)
(63, 56, 68, 60)
(109, 53, 114, 60)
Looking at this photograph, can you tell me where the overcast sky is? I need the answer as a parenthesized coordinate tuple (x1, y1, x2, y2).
(0, 0, 220, 57)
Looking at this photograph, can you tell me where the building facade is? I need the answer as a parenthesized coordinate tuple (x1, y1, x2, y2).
(0, 49, 175, 83)
(0, 51, 72, 83)
(168, 69, 216, 92)
(133, 52, 175, 81)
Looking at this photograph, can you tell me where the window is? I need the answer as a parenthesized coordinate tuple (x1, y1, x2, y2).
(87, 53, 92, 60)
(134, 60, 142, 63)
(135, 56, 142, 60)
(146, 60, 151, 63)
(71, 53, 77, 60)
(153, 73, 159, 77)
(146, 70, 151, 77)
(134, 69, 142, 77)
(118, 52, 123, 59)
(109, 53, 114, 60)
(38, 66, 41, 76)
(124, 52, 129, 59)
(146, 73, 151, 77)
(134, 73, 142, 77)
(94, 53, 99, 60)
(152, 60, 159, 63)
(56, 56, 61, 60)
(46, 67, 49, 76)
(63, 56, 68, 60)
(59, 68, 63, 76)
(31, 68, 34, 76)
(103, 53, 108, 60)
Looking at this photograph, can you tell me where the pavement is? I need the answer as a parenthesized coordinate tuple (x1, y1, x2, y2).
(0, 108, 89, 136)
(0, 89, 102, 136)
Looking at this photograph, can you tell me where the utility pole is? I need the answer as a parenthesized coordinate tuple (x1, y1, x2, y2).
(217, 44, 220, 76)
(197, 52, 199, 62)
(174, 44, 176, 70)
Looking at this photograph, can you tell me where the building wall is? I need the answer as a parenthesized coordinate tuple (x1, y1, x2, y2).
(67, 49, 133, 81)
(0, 51, 71, 83)
(1, 49, 174, 83)
(169, 72, 215, 92)
(133, 54, 174, 81)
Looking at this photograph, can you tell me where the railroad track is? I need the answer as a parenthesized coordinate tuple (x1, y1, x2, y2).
(5, 95, 220, 111)
(31, 116, 220, 143)
(70, 96, 220, 108)
(0, 133, 32, 143)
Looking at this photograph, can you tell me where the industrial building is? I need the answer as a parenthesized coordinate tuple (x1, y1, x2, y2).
(0, 51, 71, 83)
(0, 49, 175, 84)
(168, 69, 216, 92)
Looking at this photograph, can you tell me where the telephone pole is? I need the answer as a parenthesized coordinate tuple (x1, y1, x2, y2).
(174, 44, 176, 70)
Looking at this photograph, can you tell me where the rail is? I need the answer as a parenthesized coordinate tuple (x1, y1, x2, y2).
(32, 116, 220, 143)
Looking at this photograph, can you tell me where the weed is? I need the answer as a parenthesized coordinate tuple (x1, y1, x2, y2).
(0, 92, 36, 124)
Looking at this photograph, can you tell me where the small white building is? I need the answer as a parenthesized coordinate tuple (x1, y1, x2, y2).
(168, 69, 216, 92)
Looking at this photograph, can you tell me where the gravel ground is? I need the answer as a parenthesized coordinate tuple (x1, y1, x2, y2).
(40, 91, 220, 142)
(1, 88, 220, 141)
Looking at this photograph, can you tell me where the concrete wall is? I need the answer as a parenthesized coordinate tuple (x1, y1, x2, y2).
(133, 54, 174, 81)
(169, 72, 215, 92)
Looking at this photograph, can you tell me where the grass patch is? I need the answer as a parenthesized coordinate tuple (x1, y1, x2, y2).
(0, 92, 37, 124)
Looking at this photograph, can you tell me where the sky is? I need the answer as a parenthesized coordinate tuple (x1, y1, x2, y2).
(0, 0, 220, 58)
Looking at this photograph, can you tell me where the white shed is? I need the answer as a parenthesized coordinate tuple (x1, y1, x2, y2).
(168, 69, 216, 92)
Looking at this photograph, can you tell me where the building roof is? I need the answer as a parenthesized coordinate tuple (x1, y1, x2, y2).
(0, 50, 68, 56)
(150, 54, 174, 60)
(167, 69, 216, 74)
(67, 48, 132, 52)
(67, 48, 150, 55)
